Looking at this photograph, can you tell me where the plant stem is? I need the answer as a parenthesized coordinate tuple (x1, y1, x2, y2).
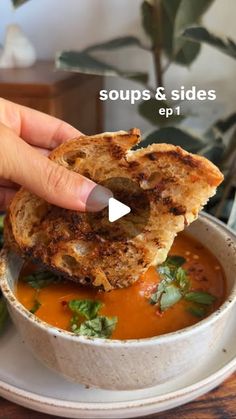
(152, 0, 163, 87)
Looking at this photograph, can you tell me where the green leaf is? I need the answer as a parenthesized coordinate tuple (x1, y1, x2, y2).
(23, 271, 63, 290)
(68, 299, 103, 320)
(185, 291, 216, 305)
(157, 265, 174, 281)
(149, 289, 162, 305)
(187, 306, 206, 318)
(165, 255, 186, 268)
(29, 299, 41, 314)
(174, 40, 201, 65)
(176, 267, 190, 292)
(142, 0, 214, 65)
(138, 99, 184, 126)
(56, 50, 120, 76)
(143, 0, 180, 62)
(141, 1, 159, 47)
(140, 127, 204, 152)
(11, 0, 30, 7)
(174, 0, 214, 52)
(56, 50, 148, 84)
(171, 0, 214, 65)
(161, 0, 181, 56)
(85, 36, 145, 53)
(141, 0, 181, 58)
(77, 316, 117, 338)
(0, 298, 8, 333)
(175, 0, 214, 32)
(164, 256, 190, 292)
(215, 113, 236, 134)
(160, 284, 182, 311)
(150, 266, 174, 304)
(151, 263, 181, 305)
(182, 26, 236, 59)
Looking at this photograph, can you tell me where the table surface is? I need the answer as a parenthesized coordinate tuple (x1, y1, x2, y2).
(0, 372, 235, 419)
(0, 60, 91, 97)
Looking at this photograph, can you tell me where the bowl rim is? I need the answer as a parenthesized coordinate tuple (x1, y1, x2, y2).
(1, 212, 236, 347)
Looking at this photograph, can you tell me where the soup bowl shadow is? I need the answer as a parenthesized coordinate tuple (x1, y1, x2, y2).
(0, 213, 236, 390)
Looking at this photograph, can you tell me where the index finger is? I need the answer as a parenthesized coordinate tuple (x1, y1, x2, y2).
(0, 98, 82, 149)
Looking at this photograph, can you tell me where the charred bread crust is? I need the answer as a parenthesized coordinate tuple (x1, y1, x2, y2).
(6, 128, 223, 290)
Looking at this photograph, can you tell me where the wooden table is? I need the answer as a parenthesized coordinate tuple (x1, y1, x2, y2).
(0, 60, 103, 135)
(0, 373, 235, 418)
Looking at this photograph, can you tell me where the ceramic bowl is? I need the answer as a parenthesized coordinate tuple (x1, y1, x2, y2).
(0, 213, 236, 390)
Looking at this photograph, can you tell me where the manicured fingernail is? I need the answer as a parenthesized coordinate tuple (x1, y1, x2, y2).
(86, 184, 113, 212)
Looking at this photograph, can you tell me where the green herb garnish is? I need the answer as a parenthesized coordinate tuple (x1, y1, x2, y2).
(68, 299, 117, 339)
(68, 299, 103, 320)
(23, 271, 63, 290)
(164, 255, 186, 268)
(185, 291, 216, 305)
(187, 306, 206, 318)
(150, 257, 190, 310)
(0, 297, 8, 333)
(160, 284, 182, 311)
(29, 299, 41, 314)
(77, 316, 118, 338)
(150, 255, 215, 315)
(150, 266, 174, 305)
(176, 267, 190, 293)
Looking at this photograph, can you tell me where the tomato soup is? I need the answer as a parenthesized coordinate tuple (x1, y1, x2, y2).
(16, 233, 226, 340)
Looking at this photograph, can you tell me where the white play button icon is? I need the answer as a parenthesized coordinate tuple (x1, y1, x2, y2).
(86, 177, 150, 240)
(108, 197, 131, 222)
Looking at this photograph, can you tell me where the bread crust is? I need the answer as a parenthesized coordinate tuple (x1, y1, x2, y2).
(6, 129, 223, 290)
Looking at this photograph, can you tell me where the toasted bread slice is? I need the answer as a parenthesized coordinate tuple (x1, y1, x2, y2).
(6, 129, 223, 290)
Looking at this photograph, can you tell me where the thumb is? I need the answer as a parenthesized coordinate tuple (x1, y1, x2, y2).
(0, 124, 111, 211)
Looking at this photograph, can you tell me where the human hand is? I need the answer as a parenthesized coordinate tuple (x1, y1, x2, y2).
(0, 99, 111, 211)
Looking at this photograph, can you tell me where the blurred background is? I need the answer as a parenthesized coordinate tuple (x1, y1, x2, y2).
(1, 0, 236, 131)
(0, 0, 235, 227)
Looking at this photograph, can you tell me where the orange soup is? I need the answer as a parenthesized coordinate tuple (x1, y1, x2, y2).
(16, 233, 226, 340)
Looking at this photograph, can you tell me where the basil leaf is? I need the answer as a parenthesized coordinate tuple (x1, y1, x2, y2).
(77, 316, 118, 338)
(160, 285, 182, 311)
(30, 299, 41, 314)
(70, 314, 80, 332)
(165, 255, 186, 268)
(68, 299, 103, 320)
(151, 264, 178, 305)
(150, 289, 162, 305)
(0, 297, 8, 333)
(150, 267, 174, 305)
(151, 256, 189, 309)
(23, 271, 63, 290)
(176, 267, 190, 292)
(185, 291, 216, 305)
(157, 265, 174, 280)
(187, 306, 206, 318)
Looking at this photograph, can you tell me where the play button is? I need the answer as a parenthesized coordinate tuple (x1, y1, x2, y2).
(86, 177, 150, 241)
(108, 198, 130, 222)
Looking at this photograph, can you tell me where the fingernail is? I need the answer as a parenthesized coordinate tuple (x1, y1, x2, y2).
(85, 184, 113, 212)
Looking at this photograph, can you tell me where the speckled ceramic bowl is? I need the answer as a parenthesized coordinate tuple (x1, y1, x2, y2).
(0, 213, 236, 390)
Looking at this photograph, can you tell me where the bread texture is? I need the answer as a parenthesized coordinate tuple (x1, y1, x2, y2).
(6, 128, 223, 290)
